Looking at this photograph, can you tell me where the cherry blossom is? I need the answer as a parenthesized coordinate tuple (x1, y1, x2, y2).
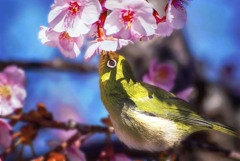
(84, 37, 132, 60)
(143, 59, 193, 101)
(48, 0, 102, 36)
(155, 0, 187, 36)
(39, 26, 84, 58)
(104, 0, 157, 40)
(0, 66, 26, 116)
(0, 119, 12, 154)
(40, 0, 189, 59)
(143, 59, 176, 91)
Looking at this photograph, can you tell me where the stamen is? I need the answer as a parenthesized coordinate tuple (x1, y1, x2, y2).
(121, 9, 135, 29)
(68, 1, 80, 15)
(59, 32, 73, 42)
(0, 85, 11, 98)
(154, 68, 169, 82)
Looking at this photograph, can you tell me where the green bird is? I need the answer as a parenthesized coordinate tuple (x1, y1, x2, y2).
(99, 51, 237, 151)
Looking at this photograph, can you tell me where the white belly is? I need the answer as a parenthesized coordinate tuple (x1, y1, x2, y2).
(110, 108, 189, 151)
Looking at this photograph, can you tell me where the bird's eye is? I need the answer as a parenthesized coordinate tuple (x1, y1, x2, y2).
(107, 59, 117, 68)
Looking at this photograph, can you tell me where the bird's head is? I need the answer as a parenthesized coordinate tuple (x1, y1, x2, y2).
(99, 51, 135, 84)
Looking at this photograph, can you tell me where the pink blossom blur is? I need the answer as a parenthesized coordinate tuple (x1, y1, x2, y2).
(143, 58, 193, 101)
(0, 66, 26, 116)
(0, 119, 12, 154)
(143, 59, 176, 91)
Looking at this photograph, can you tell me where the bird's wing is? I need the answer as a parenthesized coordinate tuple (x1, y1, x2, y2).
(129, 82, 212, 129)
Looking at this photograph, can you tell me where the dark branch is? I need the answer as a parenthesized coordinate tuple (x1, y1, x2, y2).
(1, 114, 110, 134)
(0, 60, 98, 73)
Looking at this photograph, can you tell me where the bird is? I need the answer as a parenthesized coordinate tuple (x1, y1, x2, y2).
(99, 51, 237, 152)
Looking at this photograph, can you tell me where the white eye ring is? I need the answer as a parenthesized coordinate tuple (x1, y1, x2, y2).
(107, 59, 117, 68)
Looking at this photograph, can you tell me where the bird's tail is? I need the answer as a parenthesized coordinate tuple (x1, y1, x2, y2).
(211, 122, 238, 137)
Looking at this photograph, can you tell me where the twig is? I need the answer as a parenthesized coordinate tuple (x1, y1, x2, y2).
(33, 132, 82, 161)
(0, 59, 98, 73)
(1, 114, 110, 134)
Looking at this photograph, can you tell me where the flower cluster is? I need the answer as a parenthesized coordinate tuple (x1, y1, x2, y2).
(39, 0, 188, 60)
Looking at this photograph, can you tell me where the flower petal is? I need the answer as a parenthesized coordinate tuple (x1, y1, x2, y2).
(104, 10, 123, 35)
(38, 26, 58, 47)
(3, 66, 25, 86)
(10, 85, 26, 108)
(100, 40, 118, 51)
(48, 3, 68, 25)
(57, 35, 83, 58)
(105, 0, 125, 10)
(68, 17, 91, 36)
(132, 19, 146, 37)
(49, 11, 68, 32)
(156, 22, 174, 37)
(137, 16, 157, 36)
(0, 102, 14, 116)
(167, 3, 187, 29)
(118, 39, 132, 48)
(81, 0, 102, 25)
(84, 42, 101, 60)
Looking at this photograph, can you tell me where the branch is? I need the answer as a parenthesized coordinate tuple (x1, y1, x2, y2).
(1, 114, 111, 134)
(33, 132, 82, 161)
(0, 59, 98, 73)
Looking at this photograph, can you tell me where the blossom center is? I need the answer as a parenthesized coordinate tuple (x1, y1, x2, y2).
(121, 9, 135, 29)
(0, 85, 11, 98)
(68, 1, 80, 15)
(154, 68, 169, 82)
(59, 32, 75, 51)
(59, 32, 73, 42)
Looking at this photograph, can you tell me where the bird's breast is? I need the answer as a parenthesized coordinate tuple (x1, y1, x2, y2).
(110, 107, 186, 151)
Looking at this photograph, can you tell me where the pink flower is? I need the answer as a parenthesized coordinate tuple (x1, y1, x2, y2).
(104, 0, 157, 40)
(84, 37, 132, 60)
(0, 66, 26, 116)
(0, 119, 12, 154)
(143, 59, 194, 101)
(143, 59, 176, 91)
(39, 26, 84, 58)
(156, 0, 187, 36)
(48, 0, 102, 37)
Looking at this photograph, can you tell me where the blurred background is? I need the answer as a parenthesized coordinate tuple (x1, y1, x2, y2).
(0, 0, 239, 160)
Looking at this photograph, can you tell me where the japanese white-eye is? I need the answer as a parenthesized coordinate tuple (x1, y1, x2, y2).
(99, 51, 237, 151)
